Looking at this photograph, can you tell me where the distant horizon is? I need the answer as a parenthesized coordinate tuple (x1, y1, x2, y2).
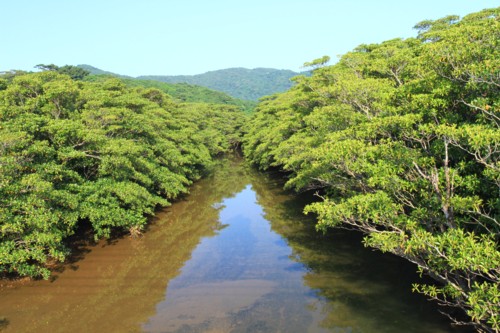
(46, 64, 308, 78)
(2, 63, 307, 78)
(134, 66, 306, 77)
(1, 1, 496, 76)
(3, 59, 316, 78)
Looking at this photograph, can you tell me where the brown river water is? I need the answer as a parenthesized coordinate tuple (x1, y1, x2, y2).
(0, 157, 471, 333)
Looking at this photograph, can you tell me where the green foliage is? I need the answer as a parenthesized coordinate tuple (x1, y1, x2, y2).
(84, 74, 256, 113)
(138, 67, 299, 101)
(244, 7, 500, 332)
(36, 64, 90, 80)
(0, 71, 245, 279)
(76, 64, 133, 78)
(302, 55, 330, 70)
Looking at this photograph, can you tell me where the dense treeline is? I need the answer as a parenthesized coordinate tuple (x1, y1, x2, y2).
(138, 67, 299, 101)
(126, 80, 256, 113)
(16, 64, 257, 112)
(0, 71, 245, 279)
(243, 8, 500, 332)
(87, 76, 257, 113)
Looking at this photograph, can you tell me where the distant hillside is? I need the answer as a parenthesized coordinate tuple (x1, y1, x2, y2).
(82, 70, 256, 113)
(77, 64, 133, 79)
(137, 68, 300, 101)
(118, 77, 256, 113)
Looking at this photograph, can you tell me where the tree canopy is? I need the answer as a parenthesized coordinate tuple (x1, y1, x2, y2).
(0, 71, 245, 279)
(35, 64, 91, 80)
(138, 67, 300, 101)
(84, 74, 257, 113)
(243, 7, 500, 333)
(1, 6, 499, 333)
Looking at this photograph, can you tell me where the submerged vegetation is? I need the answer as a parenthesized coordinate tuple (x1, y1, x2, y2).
(243, 7, 500, 333)
(0, 70, 245, 279)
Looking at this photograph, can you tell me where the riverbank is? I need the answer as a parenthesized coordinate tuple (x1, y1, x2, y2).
(0, 157, 469, 333)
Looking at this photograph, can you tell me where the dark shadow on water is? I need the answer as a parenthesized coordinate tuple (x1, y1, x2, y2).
(46, 220, 98, 279)
(0, 317, 9, 330)
(48, 275, 59, 283)
(250, 171, 474, 333)
(0, 156, 475, 333)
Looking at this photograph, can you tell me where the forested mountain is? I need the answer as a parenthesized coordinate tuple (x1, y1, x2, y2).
(78, 65, 256, 112)
(77, 64, 133, 78)
(0, 71, 245, 279)
(79, 65, 299, 101)
(243, 8, 500, 333)
(85, 75, 256, 113)
(137, 67, 300, 101)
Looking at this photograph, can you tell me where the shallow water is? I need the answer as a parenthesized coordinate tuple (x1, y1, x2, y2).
(0, 157, 470, 332)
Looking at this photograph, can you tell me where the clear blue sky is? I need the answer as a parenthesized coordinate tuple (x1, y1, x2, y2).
(1, 0, 497, 76)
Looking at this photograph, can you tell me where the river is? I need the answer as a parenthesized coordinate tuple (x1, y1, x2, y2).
(0, 157, 470, 333)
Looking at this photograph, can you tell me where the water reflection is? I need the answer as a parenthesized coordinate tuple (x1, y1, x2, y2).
(0, 158, 249, 333)
(250, 172, 471, 333)
(0, 157, 469, 333)
(143, 184, 324, 333)
(142, 162, 469, 333)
